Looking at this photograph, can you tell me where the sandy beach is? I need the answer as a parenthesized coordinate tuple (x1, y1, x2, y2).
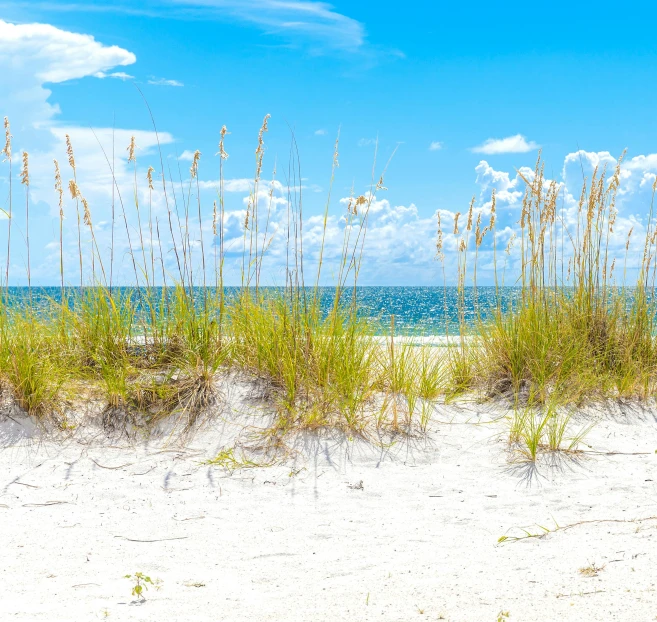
(2, 383, 656, 622)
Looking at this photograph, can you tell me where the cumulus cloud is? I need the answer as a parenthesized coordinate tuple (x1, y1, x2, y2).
(429, 141, 443, 151)
(0, 19, 135, 84)
(471, 134, 540, 155)
(315, 129, 327, 136)
(0, 18, 136, 125)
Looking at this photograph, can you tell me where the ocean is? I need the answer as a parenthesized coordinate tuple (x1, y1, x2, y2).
(0, 286, 524, 335)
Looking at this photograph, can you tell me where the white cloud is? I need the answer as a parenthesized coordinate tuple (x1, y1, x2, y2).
(196, 178, 285, 193)
(0, 18, 136, 125)
(94, 71, 134, 80)
(148, 77, 184, 87)
(178, 150, 196, 161)
(471, 134, 540, 155)
(141, 0, 369, 51)
(0, 19, 135, 84)
(4, 1, 367, 52)
(357, 138, 375, 147)
(429, 141, 443, 151)
(315, 129, 327, 136)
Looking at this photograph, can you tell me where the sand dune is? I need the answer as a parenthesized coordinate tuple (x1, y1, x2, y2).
(1, 395, 657, 621)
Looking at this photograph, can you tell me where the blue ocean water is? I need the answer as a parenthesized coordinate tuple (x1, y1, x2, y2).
(1, 286, 522, 334)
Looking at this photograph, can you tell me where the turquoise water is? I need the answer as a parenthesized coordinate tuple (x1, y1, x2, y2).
(4, 285, 654, 334)
(1, 286, 521, 335)
(4, 285, 650, 334)
(4, 285, 653, 335)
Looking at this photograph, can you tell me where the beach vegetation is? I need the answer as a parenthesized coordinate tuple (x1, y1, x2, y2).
(0, 110, 654, 465)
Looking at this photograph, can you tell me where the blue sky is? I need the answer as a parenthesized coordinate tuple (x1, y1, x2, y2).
(1, 1, 657, 285)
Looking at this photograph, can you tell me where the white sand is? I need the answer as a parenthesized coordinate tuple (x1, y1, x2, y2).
(1, 393, 657, 621)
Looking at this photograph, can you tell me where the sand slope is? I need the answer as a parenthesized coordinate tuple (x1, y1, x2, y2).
(1, 401, 657, 621)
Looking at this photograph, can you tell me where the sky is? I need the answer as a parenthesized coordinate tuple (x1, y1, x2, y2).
(1, 0, 657, 286)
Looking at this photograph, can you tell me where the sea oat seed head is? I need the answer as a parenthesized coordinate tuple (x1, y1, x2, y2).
(453, 212, 461, 235)
(466, 198, 474, 231)
(82, 197, 92, 227)
(65, 134, 76, 171)
(436, 212, 444, 260)
(147, 166, 155, 190)
(20, 151, 29, 187)
(475, 212, 483, 246)
(505, 232, 516, 255)
(127, 136, 137, 163)
(190, 150, 201, 179)
(255, 115, 271, 179)
(54, 159, 64, 215)
(1, 117, 11, 161)
(68, 179, 80, 200)
(217, 125, 230, 160)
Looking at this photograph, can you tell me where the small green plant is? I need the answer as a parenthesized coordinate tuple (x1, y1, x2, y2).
(507, 400, 593, 463)
(205, 447, 267, 471)
(498, 518, 560, 544)
(124, 572, 160, 601)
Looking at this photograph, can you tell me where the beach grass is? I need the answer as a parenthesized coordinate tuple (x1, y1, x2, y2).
(1, 112, 656, 459)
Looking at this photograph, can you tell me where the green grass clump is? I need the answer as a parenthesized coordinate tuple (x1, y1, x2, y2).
(0, 315, 64, 419)
(442, 154, 657, 409)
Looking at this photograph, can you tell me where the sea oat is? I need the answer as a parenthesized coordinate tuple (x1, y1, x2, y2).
(190, 150, 201, 179)
(20, 152, 29, 186)
(82, 197, 92, 227)
(1, 117, 11, 161)
(489, 189, 497, 230)
(65, 134, 76, 171)
(69, 179, 80, 199)
(255, 114, 271, 179)
(466, 198, 474, 232)
(54, 160, 64, 217)
(505, 232, 516, 255)
(127, 136, 137, 163)
(453, 212, 461, 235)
(217, 125, 230, 160)
(475, 212, 483, 246)
(147, 166, 155, 190)
(436, 212, 444, 261)
(520, 189, 529, 229)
